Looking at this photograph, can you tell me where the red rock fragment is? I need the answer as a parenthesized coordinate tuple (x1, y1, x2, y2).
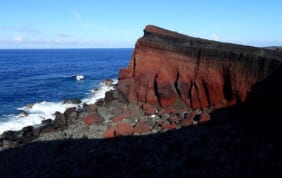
(112, 114, 126, 123)
(181, 118, 194, 127)
(117, 122, 134, 136)
(199, 111, 211, 124)
(134, 122, 151, 134)
(112, 109, 136, 123)
(142, 103, 156, 115)
(84, 113, 104, 125)
(185, 111, 197, 120)
(162, 123, 177, 130)
(103, 126, 117, 138)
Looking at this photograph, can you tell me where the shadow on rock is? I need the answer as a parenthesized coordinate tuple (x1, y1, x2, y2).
(0, 118, 281, 178)
(234, 64, 282, 144)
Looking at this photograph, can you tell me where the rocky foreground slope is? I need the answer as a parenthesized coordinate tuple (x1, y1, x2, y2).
(1, 25, 282, 177)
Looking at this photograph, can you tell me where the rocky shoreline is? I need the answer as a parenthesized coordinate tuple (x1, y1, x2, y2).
(1, 25, 282, 177)
(0, 80, 212, 151)
(0, 88, 280, 177)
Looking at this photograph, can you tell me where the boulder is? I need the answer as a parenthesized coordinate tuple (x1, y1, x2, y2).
(41, 119, 53, 125)
(83, 104, 97, 112)
(186, 110, 201, 120)
(64, 107, 78, 124)
(21, 126, 34, 142)
(84, 112, 104, 125)
(103, 79, 114, 86)
(142, 103, 156, 115)
(63, 98, 81, 104)
(117, 122, 134, 136)
(103, 126, 117, 139)
(105, 91, 114, 103)
(53, 112, 67, 130)
(37, 123, 54, 134)
(64, 107, 76, 116)
(112, 114, 126, 123)
(199, 111, 211, 123)
(1, 130, 17, 141)
(133, 122, 151, 134)
(181, 118, 194, 127)
(162, 123, 177, 130)
(18, 111, 28, 118)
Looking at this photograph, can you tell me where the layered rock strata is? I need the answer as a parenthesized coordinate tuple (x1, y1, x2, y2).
(118, 25, 282, 109)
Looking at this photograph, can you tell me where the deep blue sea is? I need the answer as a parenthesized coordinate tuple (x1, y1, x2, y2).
(0, 48, 132, 133)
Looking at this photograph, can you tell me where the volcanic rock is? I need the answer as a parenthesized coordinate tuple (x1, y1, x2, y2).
(18, 111, 28, 118)
(117, 25, 282, 110)
(102, 79, 114, 86)
(84, 112, 104, 125)
(63, 98, 81, 104)
(133, 121, 151, 134)
(103, 126, 117, 138)
(162, 123, 177, 130)
(142, 103, 156, 115)
(198, 110, 211, 123)
(117, 122, 134, 136)
(53, 112, 67, 130)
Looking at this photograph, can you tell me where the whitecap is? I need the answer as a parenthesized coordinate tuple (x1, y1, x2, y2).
(0, 101, 77, 134)
(82, 79, 117, 104)
(76, 75, 84, 81)
(0, 79, 117, 135)
(63, 74, 85, 81)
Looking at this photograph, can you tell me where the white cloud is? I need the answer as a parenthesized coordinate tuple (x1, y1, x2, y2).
(72, 10, 82, 21)
(17, 28, 41, 34)
(0, 26, 41, 34)
(212, 34, 219, 41)
(13, 36, 23, 44)
(57, 33, 71, 38)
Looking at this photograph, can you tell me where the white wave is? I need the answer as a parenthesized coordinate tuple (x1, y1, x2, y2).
(76, 75, 84, 81)
(82, 79, 117, 104)
(63, 74, 85, 81)
(0, 79, 117, 135)
(18, 101, 77, 118)
(0, 101, 77, 135)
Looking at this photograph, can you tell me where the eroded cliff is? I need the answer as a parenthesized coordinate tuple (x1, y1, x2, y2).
(118, 25, 282, 109)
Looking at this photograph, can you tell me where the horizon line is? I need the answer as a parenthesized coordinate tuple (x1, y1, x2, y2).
(0, 47, 134, 50)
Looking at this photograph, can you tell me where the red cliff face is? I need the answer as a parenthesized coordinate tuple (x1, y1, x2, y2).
(118, 25, 282, 109)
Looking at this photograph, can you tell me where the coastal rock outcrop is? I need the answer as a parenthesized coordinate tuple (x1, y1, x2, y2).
(118, 25, 282, 109)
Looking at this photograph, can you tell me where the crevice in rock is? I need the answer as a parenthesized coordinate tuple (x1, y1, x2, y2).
(188, 80, 201, 108)
(153, 74, 160, 104)
(223, 66, 233, 101)
(194, 81, 201, 108)
(202, 80, 211, 107)
(174, 72, 181, 98)
(188, 81, 193, 107)
(133, 57, 137, 77)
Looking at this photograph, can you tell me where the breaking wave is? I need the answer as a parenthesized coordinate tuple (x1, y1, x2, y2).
(0, 79, 117, 134)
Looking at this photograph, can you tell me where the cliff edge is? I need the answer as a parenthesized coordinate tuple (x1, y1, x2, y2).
(118, 25, 282, 109)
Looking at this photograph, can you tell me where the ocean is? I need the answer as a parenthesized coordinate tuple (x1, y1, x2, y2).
(0, 48, 133, 134)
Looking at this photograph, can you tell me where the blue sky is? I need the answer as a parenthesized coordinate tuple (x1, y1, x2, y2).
(0, 0, 281, 48)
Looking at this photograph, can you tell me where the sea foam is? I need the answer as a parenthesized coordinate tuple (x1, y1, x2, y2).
(0, 79, 117, 135)
(76, 75, 84, 81)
